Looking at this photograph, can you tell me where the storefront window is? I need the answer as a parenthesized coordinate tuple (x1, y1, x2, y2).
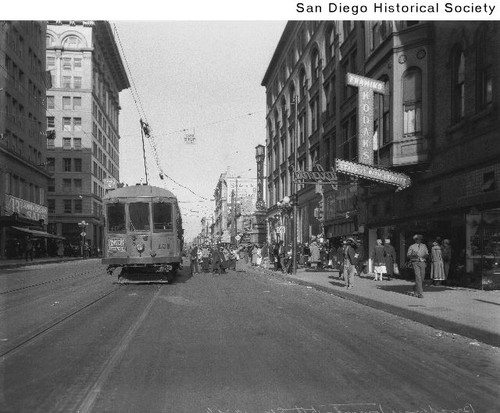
(466, 208, 500, 289)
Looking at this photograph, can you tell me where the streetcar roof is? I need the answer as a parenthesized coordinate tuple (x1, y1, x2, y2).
(103, 185, 178, 201)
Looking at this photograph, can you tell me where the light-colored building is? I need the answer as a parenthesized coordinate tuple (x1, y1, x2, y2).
(45, 21, 129, 253)
(0, 21, 52, 259)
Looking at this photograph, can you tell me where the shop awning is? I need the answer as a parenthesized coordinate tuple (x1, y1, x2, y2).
(11, 226, 65, 240)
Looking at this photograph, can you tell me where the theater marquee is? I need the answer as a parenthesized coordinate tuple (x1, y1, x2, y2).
(335, 159, 411, 190)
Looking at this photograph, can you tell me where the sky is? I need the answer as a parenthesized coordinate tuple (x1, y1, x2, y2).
(113, 21, 287, 241)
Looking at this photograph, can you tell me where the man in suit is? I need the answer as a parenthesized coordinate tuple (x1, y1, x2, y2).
(407, 234, 429, 298)
(343, 238, 359, 289)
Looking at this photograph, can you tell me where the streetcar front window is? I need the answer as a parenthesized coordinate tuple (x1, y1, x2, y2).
(153, 202, 173, 232)
(129, 202, 150, 231)
(107, 203, 126, 233)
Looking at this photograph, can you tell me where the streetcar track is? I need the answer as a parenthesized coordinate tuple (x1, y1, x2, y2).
(0, 270, 105, 295)
(0, 286, 120, 359)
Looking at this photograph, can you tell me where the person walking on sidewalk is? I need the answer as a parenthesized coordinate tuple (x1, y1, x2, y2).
(383, 238, 396, 281)
(24, 236, 34, 262)
(189, 244, 200, 275)
(407, 234, 429, 298)
(442, 239, 452, 280)
(430, 238, 446, 286)
(371, 239, 386, 281)
(343, 238, 359, 289)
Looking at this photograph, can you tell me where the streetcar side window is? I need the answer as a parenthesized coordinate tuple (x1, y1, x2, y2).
(107, 203, 126, 233)
(128, 202, 150, 231)
(153, 202, 173, 232)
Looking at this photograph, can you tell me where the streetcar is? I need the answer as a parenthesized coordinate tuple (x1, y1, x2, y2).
(102, 184, 184, 283)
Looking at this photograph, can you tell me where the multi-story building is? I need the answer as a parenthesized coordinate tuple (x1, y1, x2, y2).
(45, 21, 129, 252)
(213, 171, 258, 244)
(262, 21, 500, 288)
(0, 21, 53, 259)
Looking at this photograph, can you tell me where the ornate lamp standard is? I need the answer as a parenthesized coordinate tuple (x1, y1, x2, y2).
(254, 144, 267, 244)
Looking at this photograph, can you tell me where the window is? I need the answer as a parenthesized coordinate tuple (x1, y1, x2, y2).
(63, 178, 71, 193)
(107, 203, 126, 233)
(48, 199, 55, 213)
(46, 36, 54, 47)
(63, 138, 71, 149)
(311, 49, 320, 83)
(64, 200, 72, 213)
(129, 202, 150, 231)
(63, 158, 71, 172)
(62, 58, 72, 70)
(153, 202, 173, 232)
(451, 48, 465, 122)
(73, 138, 82, 149)
(403, 68, 422, 136)
(63, 96, 71, 110)
(476, 26, 493, 111)
(47, 157, 55, 172)
(74, 58, 82, 69)
(374, 77, 391, 145)
(47, 116, 55, 128)
(73, 118, 82, 132)
(74, 158, 82, 172)
(299, 69, 307, 99)
(74, 199, 82, 213)
(74, 178, 82, 192)
(73, 97, 82, 110)
(310, 97, 319, 132)
(48, 178, 55, 192)
(46, 56, 55, 68)
(63, 36, 82, 49)
(325, 24, 335, 61)
(47, 96, 54, 109)
(62, 76, 71, 88)
(73, 76, 82, 89)
(63, 117, 71, 131)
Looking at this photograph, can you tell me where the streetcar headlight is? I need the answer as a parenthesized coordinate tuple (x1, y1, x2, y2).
(136, 243, 145, 253)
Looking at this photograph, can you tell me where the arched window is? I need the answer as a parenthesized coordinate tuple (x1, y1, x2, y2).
(451, 46, 465, 122)
(325, 24, 335, 61)
(267, 119, 273, 140)
(280, 97, 287, 125)
(274, 110, 280, 135)
(299, 68, 307, 100)
(403, 68, 422, 136)
(46, 35, 54, 47)
(63, 35, 82, 49)
(311, 48, 320, 83)
(475, 25, 493, 111)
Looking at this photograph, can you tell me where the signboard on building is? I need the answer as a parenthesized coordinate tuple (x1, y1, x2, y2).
(291, 164, 338, 190)
(103, 178, 118, 189)
(335, 159, 412, 190)
(346, 73, 387, 166)
(4, 194, 48, 223)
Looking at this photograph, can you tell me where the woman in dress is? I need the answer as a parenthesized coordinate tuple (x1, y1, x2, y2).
(371, 239, 386, 281)
(430, 238, 446, 286)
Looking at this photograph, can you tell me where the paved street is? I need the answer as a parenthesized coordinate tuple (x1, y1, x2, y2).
(0, 259, 499, 413)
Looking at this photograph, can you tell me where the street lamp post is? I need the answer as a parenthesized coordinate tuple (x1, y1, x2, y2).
(78, 220, 88, 258)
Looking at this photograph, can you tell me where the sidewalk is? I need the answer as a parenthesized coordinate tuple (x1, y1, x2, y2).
(251, 265, 500, 348)
(0, 256, 86, 270)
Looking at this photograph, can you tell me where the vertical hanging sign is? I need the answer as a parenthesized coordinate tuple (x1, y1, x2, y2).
(346, 73, 387, 166)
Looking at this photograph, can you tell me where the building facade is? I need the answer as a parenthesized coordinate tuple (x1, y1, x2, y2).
(262, 21, 500, 288)
(213, 172, 258, 244)
(45, 21, 129, 253)
(0, 21, 53, 259)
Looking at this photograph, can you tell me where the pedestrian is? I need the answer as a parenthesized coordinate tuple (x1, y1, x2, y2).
(442, 239, 452, 280)
(343, 238, 359, 289)
(407, 234, 429, 298)
(260, 241, 269, 268)
(24, 236, 34, 262)
(210, 245, 222, 274)
(273, 242, 282, 271)
(309, 239, 321, 271)
(371, 239, 386, 281)
(383, 238, 397, 281)
(200, 244, 210, 273)
(189, 244, 200, 275)
(57, 240, 64, 258)
(251, 244, 259, 266)
(430, 238, 446, 286)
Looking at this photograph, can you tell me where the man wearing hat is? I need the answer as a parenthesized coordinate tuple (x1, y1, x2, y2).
(407, 234, 429, 298)
(383, 238, 397, 281)
(343, 238, 359, 289)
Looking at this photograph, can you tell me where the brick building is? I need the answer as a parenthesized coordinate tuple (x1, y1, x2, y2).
(262, 21, 500, 288)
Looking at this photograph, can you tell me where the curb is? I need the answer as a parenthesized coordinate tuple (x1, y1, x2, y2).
(0, 257, 89, 270)
(251, 266, 500, 348)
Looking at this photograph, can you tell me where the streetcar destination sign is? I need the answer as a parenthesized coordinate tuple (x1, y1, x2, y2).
(335, 159, 412, 190)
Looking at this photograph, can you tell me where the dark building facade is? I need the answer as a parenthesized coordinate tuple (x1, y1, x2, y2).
(0, 21, 53, 259)
(262, 21, 500, 289)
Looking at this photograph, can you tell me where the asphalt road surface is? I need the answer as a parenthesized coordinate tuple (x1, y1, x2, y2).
(0, 259, 498, 413)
